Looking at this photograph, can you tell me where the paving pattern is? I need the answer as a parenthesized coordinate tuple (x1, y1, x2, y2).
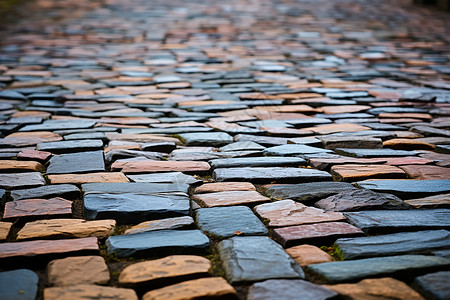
(0, 0, 450, 299)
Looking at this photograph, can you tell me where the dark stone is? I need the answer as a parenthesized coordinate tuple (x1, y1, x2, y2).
(414, 271, 450, 300)
(336, 230, 450, 260)
(141, 142, 177, 153)
(209, 157, 305, 169)
(63, 132, 106, 141)
(104, 149, 163, 163)
(10, 184, 80, 201)
(0, 269, 38, 300)
(356, 179, 450, 198)
(319, 136, 382, 150)
(106, 230, 209, 258)
(336, 148, 418, 158)
(196, 206, 268, 239)
(218, 236, 305, 284)
(219, 141, 265, 152)
(82, 182, 191, 194)
(234, 134, 289, 146)
(178, 132, 233, 146)
(84, 193, 190, 224)
(325, 130, 397, 140)
(307, 255, 450, 284)
(263, 144, 332, 156)
(265, 182, 357, 202)
(344, 209, 450, 234)
(411, 126, 450, 137)
(47, 151, 105, 174)
(37, 140, 103, 153)
(20, 120, 96, 132)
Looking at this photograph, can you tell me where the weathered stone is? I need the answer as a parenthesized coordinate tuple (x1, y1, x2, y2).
(17, 219, 116, 240)
(0, 222, 12, 241)
(399, 165, 450, 180)
(405, 194, 450, 208)
(331, 164, 406, 181)
(273, 222, 364, 248)
(265, 182, 357, 201)
(3, 197, 72, 220)
(263, 144, 332, 156)
(304, 123, 370, 135)
(142, 277, 237, 300)
(48, 172, 129, 184)
(0, 160, 45, 172)
(319, 136, 382, 150)
(0, 131, 62, 147)
(219, 141, 265, 152)
(0, 269, 38, 300)
(196, 206, 268, 239)
(47, 151, 105, 174)
(414, 271, 450, 300)
(106, 133, 180, 144)
(178, 132, 233, 146)
(411, 126, 450, 137)
(17, 149, 52, 163)
(218, 236, 304, 284)
(344, 209, 450, 234)
(37, 140, 103, 154)
(0, 237, 99, 260)
(214, 167, 332, 183)
(325, 277, 425, 300)
(10, 184, 80, 201)
(119, 255, 211, 288)
(44, 284, 137, 300)
(112, 160, 210, 173)
(383, 138, 435, 150)
(193, 190, 270, 207)
(82, 182, 190, 195)
(194, 182, 256, 193)
(336, 148, 418, 158)
(47, 256, 110, 286)
(307, 255, 450, 284)
(255, 200, 345, 227)
(0, 172, 46, 189)
(357, 179, 450, 198)
(20, 120, 96, 132)
(84, 193, 190, 224)
(286, 245, 333, 266)
(247, 279, 338, 300)
(315, 189, 407, 211)
(125, 216, 194, 235)
(126, 172, 200, 185)
(209, 157, 305, 169)
(106, 230, 210, 258)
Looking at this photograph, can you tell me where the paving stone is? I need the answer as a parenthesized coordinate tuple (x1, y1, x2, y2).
(178, 132, 233, 146)
(0, 222, 12, 241)
(10, 184, 80, 201)
(194, 182, 256, 193)
(106, 133, 181, 144)
(286, 245, 334, 267)
(47, 151, 105, 174)
(209, 157, 305, 169)
(319, 136, 382, 150)
(214, 167, 332, 183)
(316, 189, 407, 212)
(20, 120, 96, 132)
(414, 271, 450, 300)
(0, 237, 99, 261)
(383, 138, 436, 150)
(82, 182, 190, 195)
(84, 193, 190, 224)
(344, 209, 450, 234)
(273, 222, 364, 248)
(126, 172, 200, 185)
(17, 219, 116, 240)
(44, 284, 137, 300)
(218, 236, 305, 284)
(247, 279, 338, 300)
(119, 255, 211, 288)
(399, 165, 450, 180)
(0, 172, 46, 189)
(263, 144, 332, 156)
(0, 131, 62, 147)
(411, 126, 450, 137)
(330, 164, 406, 181)
(141, 142, 176, 153)
(357, 179, 450, 198)
(325, 277, 425, 300)
(405, 194, 450, 208)
(219, 141, 265, 152)
(48, 172, 129, 184)
(106, 230, 210, 258)
(0, 269, 38, 300)
(47, 256, 110, 286)
(193, 190, 270, 207)
(17, 149, 52, 162)
(265, 181, 357, 201)
(3, 197, 72, 221)
(307, 255, 450, 284)
(142, 277, 237, 300)
(0, 160, 45, 172)
(304, 124, 370, 135)
(37, 140, 103, 154)
(336, 148, 418, 158)
(112, 160, 210, 173)
(125, 216, 194, 235)
(255, 200, 345, 227)
(196, 206, 268, 239)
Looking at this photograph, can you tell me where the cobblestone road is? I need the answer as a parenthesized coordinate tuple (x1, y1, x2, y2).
(0, 0, 450, 299)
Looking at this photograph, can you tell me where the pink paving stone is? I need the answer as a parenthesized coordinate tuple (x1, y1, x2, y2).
(309, 157, 388, 170)
(194, 182, 256, 194)
(330, 164, 406, 182)
(2, 197, 72, 220)
(17, 149, 52, 162)
(0, 237, 99, 260)
(399, 165, 450, 180)
(112, 160, 211, 173)
(382, 156, 434, 166)
(192, 190, 270, 207)
(304, 124, 371, 135)
(273, 222, 364, 248)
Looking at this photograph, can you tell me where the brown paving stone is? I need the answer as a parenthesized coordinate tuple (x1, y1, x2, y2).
(194, 182, 256, 194)
(383, 138, 435, 150)
(0, 160, 45, 172)
(47, 172, 129, 184)
(321, 105, 371, 114)
(17, 149, 52, 162)
(0, 222, 12, 241)
(3, 197, 72, 220)
(286, 245, 333, 267)
(44, 284, 137, 300)
(142, 277, 237, 300)
(119, 255, 211, 288)
(17, 219, 116, 240)
(47, 256, 110, 286)
(309, 157, 388, 170)
(112, 160, 210, 173)
(399, 165, 450, 180)
(273, 222, 364, 248)
(419, 151, 450, 167)
(304, 124, 370, 135)
(324, 277, 424, 300)
(1, 131, 62, 147)
(405, 194, 450, 208)
(193, 190, 270, 207)
(379, 113, 432, 120)
(255, 200, 345, 227)
(330, 164, 406, 181)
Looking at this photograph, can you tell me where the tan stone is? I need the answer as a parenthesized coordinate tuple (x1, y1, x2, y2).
(304, 124, 370, 135)
(0, 160, 45, 172)
(125, 216, 194, 235)
(379, 112, 432, 120)
(2, 131, 62, 146)
(193, 190, 270, 207)
(392, 131, 424, 139)
(399, 165, 450, 180)
(47, 256, 110, 286)
(331, 164, 406, 181)
(286, 245, 333, 266)
(11, 111, 51, 118)
(112, 161, 210, 173)
(17, 219, 116, 240)
(255, 200, 345, 227)
(194, 182, 256, 194)
(383, 138, 435, 150)
(142, 277, 237, 300)
(321, 105, 371, 114)
(0, 222, 12, 241)
(405, 193, 450, 208)
(324, 277, 424, 300)
(48, 172, 129, 184)
(105, 133, 181, 144)
(3, 198, 72, 220)
(119, 255, 211, 287)
(44, 284, 137, 300)
(309, 157, 388, 170)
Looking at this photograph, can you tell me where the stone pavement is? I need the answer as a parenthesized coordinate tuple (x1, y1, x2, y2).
(0, 0, 449, 299)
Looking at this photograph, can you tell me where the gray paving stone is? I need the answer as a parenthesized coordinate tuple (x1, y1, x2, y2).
(209, 157, 305, 169)
(218, 236, 305, 284)
(106, 229, 210, 258)
(20, 120, 96, 132)
(219, 141, 265, 152)
(356, 179, 450, 198)
(47, 151, 105, 174)
(37, 139, 103, 153)
(10, 184, 80, 201)
(125, 216, 194, 235)
(336, 148, 418, 158)
(0, 172, 46, 189)
(126, 172, 200, 185)
(265, 181, 357, 201)
(0, 269, 38, 300)
(263, 144, 332, 156)
(319, 136, 383, 150)
(414, 271, 450, 300)
(196, 206, 268, 239)
(178, 132, 233, 146)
